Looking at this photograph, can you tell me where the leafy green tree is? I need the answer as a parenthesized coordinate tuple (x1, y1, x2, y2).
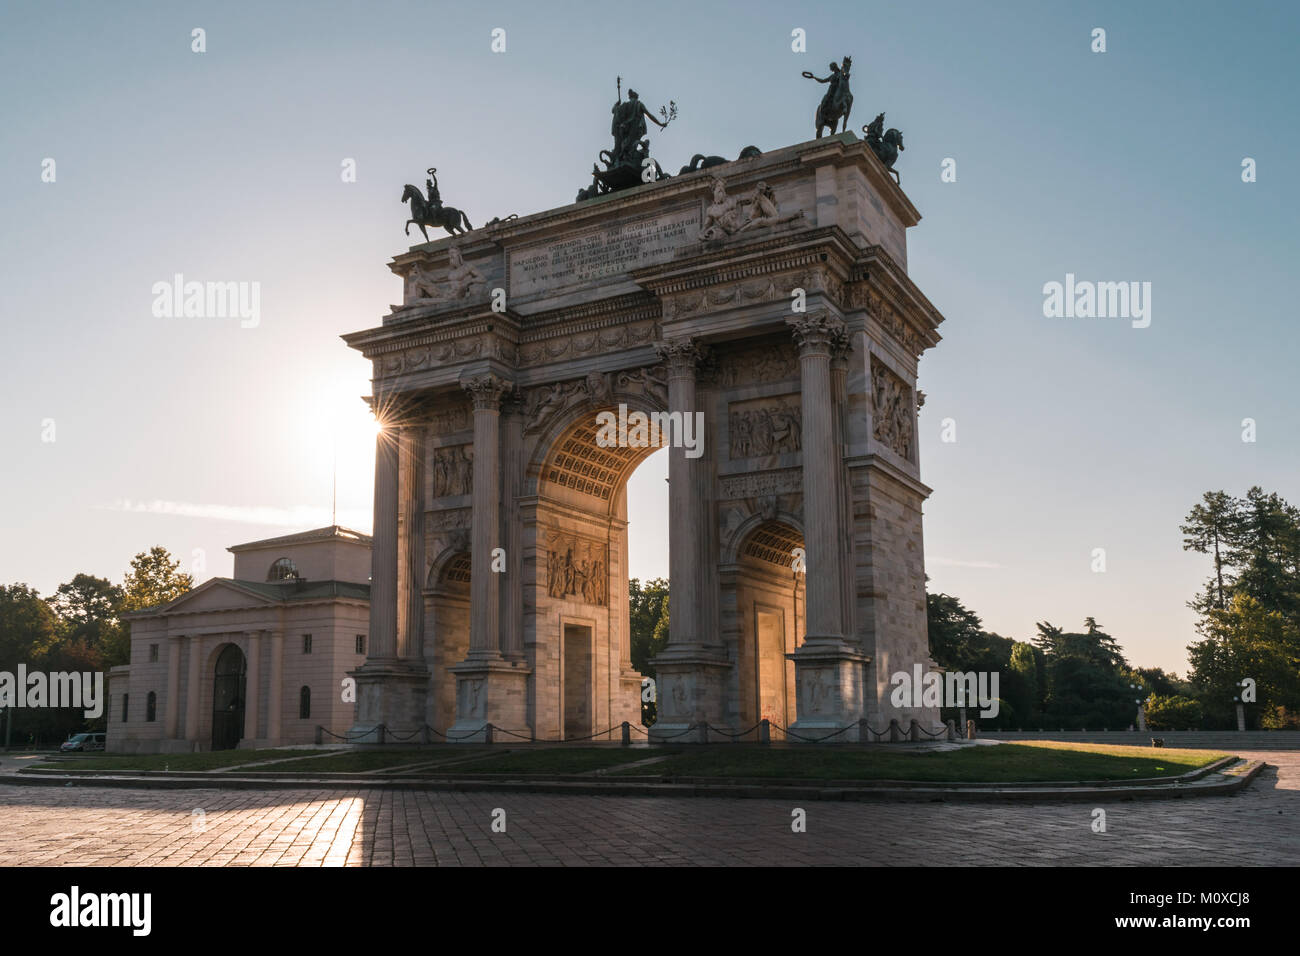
(628, 577, 669, 676)
(121, 547, 193, 613)
(47, 573, 126, 665)
(0, 583, 59, 668)
(1145, 694, 1204, 731)
(1189, 593, 1300, 729)
(1034, 619, 1132, 728)
(1008, 642, 1039, 723)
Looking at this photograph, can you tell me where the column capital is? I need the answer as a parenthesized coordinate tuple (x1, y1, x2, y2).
(654, 337, 708, 377)
(461, 372, 512, 410)
(787, 311, 846, 356)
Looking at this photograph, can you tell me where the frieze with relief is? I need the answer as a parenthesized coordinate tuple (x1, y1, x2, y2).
(707, 340, 800, 389)
(522, 364, 668, 435)
(518, 319, 658, 367)
(663, 271, 819, 321)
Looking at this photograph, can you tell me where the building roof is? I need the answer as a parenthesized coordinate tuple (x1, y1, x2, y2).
(226, 525, 372, 553)
(123, 577, 370, 619)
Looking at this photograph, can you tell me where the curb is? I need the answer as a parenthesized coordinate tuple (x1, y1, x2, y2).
(3, 758, 1266, 803)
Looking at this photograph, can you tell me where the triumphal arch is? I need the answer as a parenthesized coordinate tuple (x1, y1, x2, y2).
(343, 133, 945, 742)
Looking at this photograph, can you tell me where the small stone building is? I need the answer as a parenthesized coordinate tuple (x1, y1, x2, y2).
(107, 526, 371, 753)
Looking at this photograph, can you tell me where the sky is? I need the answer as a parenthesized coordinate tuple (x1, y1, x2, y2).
(2, 1, 1297, 674)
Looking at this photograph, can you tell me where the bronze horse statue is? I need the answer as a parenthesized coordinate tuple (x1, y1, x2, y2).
(401, 183, 472, 239)
(863, 113, 905, 184)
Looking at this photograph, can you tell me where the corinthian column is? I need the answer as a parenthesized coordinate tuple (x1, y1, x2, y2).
(399, 424, 425, 659)
(368, 424, 400, 659)
(164, 634, 182, 739)
(463, 373, 510, 658)
(789, 312, 846, 646)
(655, 338, 706, 648)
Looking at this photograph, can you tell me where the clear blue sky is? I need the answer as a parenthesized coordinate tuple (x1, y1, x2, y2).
(2, 1, 1296, 674)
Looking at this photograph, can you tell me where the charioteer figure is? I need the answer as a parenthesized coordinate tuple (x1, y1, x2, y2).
(802, 55, 854, 138)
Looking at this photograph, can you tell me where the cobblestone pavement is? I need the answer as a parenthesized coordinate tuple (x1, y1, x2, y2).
(0, 751, 1293, 866)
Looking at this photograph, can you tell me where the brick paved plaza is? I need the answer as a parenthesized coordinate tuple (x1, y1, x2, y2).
(0, 750, 1294, 866)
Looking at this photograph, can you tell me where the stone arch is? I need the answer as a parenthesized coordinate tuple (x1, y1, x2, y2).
(523, 384, 668, 509)
(524, 393, 668, 740)
(725, 519, 806, 735)
(423, 549, 470, 733)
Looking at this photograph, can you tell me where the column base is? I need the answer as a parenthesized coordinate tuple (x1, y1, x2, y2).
(647, 650, 732, 744)
(446, 658, 532, 743)
(347, 659, 430, 744)
(786, 643, 870, 743)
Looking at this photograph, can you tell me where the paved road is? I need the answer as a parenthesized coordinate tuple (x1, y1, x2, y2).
(0, 751, 1294, 866)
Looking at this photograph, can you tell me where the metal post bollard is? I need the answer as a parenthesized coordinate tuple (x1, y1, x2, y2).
(621, 721, 631, 746)
(377, 723, 386, 745)
(315, 725, 323, 746)
(857, 717, 870, 744)
(698, 723, 709, 744)
(421, 724, 430, 745)
(909, 718, 920, 742)
(759, 718, 771, 745)
(946, 719, 957, 741)
(889, 718, 902, 743)
(484, 722, 493, 745)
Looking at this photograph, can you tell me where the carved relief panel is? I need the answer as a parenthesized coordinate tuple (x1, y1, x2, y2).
(431, 445, 474, 498)
(728, 395, 802, 459)
(544, 530, 608, 606)
(870, 358, 915, 461)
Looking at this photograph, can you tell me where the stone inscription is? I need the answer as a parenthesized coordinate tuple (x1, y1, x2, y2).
(509, 207, 700, 297)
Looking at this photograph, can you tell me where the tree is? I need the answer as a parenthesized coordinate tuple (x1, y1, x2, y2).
(1188, 593, 1300, 729)
(47, 573, 126, 664)
(1183, 488, 1300, 726)
(1008, 642, 1039, 723)
(1145, 694, 1204, 731)
(628, 577, 669, 676)
(120, 547, 194, 613)
(0, 583, 59, 668)
(1181, 490, 1238, 611)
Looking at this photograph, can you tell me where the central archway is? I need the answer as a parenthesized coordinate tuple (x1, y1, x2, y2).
(210, 643, 247, 751)
(527, 400, 666, 740)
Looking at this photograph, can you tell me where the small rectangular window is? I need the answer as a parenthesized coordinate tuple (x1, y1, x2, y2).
(149, 644, 159, 662)
(355, 634, 366, 655)
(303, 634, 312, 654)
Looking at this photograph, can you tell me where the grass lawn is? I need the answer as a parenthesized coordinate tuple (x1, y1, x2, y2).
(612, 741, 1230, 783)
(31, 741, 1231, 783)
(35, 749, 329, 772)
(259, 747, 669, 775)
(250, 749, 485, 773)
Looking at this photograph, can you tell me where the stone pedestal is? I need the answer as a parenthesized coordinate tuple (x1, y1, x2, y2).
(348, 660, 430, 742)
(647, 654, 732, 743)
(787, 646, 870, 742)
(446, 659, 532, 743)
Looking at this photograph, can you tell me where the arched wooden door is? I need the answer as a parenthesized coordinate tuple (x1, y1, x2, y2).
(211, 643, 247, 750)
